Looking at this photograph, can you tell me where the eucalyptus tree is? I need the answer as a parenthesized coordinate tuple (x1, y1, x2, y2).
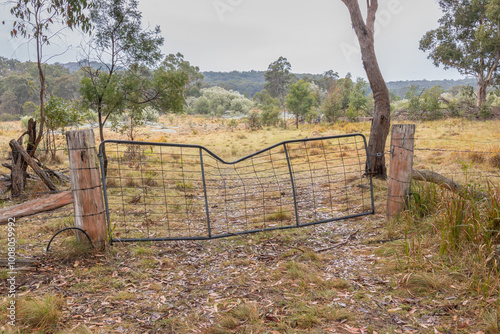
(118, 62, 188, 140)
(346, 77, 369, 121)
(321, 74, 368, 123)
(340, 0, 390, 178)
(264, 56, 295, 128)
(4, 0, 95, 154)
(79, 0, 164, 142)
(420, 0, 500, 108)
(286, 80, 318, 128)
(317, 70, 339, 92)
(162, 53, 204, 100)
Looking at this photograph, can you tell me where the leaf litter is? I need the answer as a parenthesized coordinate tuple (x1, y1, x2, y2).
(0, 211, 492, 333)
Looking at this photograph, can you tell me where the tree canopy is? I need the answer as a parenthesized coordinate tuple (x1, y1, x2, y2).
(264, 56, 296, 128)
(419, 0, 500, 108)
(286, 80, 318, 128)
(264, 57, 295, 104)
(79, 0, 164, 142)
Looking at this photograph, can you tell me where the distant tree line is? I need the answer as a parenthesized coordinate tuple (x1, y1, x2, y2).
(2, 55, 498, 131)
(0, 58, 81, 119)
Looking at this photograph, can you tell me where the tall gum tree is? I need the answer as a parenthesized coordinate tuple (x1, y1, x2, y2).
(79, 0, 164, 143)
(340, 0, 391, 178)
(5, 0, 95, 154)
(264, 57, 295, 128)
(419, 0, 500, 109)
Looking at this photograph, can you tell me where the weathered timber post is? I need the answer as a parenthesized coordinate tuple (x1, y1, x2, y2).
(66, 129, 106, 249)
(387, 124, 416, 221)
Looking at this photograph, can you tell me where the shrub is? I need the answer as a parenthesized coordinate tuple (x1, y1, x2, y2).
(261, 105, 280, 126)
(227, 119, 238, 131)
(20, 115, 32, 130)
(421, 85, 444, 119)
(189, 87, 254, 115)
(479, 103, 492, 119)
(405, 85, 422, 119)
(490, 155, 500, 169)
(143, 106, 160, 123)
(247, 111, 262, 130)
(83, 109, 98, 124)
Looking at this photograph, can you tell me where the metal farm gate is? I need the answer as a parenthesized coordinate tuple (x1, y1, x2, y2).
(98, 134, 374, 242)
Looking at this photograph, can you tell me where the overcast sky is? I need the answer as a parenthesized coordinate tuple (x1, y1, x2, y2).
(0, 0, 466, 82)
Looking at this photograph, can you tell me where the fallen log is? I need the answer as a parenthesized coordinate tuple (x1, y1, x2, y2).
(9, 139, 59, 192)
(0, 190, 73, 225)
(4, 162, 69, 183)
(43, 167, 70, 183)
(412, 169, 488, 200)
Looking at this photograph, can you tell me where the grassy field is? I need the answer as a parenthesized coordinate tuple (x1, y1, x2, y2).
(0, 116, 499, 333)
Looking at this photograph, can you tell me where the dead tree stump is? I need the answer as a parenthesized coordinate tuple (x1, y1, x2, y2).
(9, 139, 24, 197)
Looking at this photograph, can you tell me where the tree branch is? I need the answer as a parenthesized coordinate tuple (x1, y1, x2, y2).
(485, 54, 500, 83)
(340, 0, 370, 40)
(366, 0, 378, 33)
(412, 169, 488, 200)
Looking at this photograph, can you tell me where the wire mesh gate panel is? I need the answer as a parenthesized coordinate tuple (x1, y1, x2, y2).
(99, 134, 374, 242)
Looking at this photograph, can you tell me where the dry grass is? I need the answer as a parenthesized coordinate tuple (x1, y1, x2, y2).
(267, 208, 292, 221)
(50, 236, 94, 262)
(482, 308, 499, 334)
(0, 117, 499, 333)
(491, 154, 500, 169)
(400, 272, 451, 295)
(17, 294, 64, 332)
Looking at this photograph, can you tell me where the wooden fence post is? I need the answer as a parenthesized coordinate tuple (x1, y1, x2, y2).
(66, 129, 106, 249)
(387, 124, 416, 221)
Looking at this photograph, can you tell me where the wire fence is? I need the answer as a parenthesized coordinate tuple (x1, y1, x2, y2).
(412, 137, 500, 186)
(0, 131, 498, 249)
(99, 135, 375, 242)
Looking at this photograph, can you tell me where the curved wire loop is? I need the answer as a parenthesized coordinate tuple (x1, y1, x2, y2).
(46, 227, 94, 252)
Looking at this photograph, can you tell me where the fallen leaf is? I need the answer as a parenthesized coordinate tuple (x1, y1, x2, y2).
(344, 324, 361, 333)
(388, 308, 402, 313)
(458, 320, 470, 328)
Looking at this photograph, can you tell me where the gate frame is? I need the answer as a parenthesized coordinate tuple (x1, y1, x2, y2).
(98, 134, 375, 243)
